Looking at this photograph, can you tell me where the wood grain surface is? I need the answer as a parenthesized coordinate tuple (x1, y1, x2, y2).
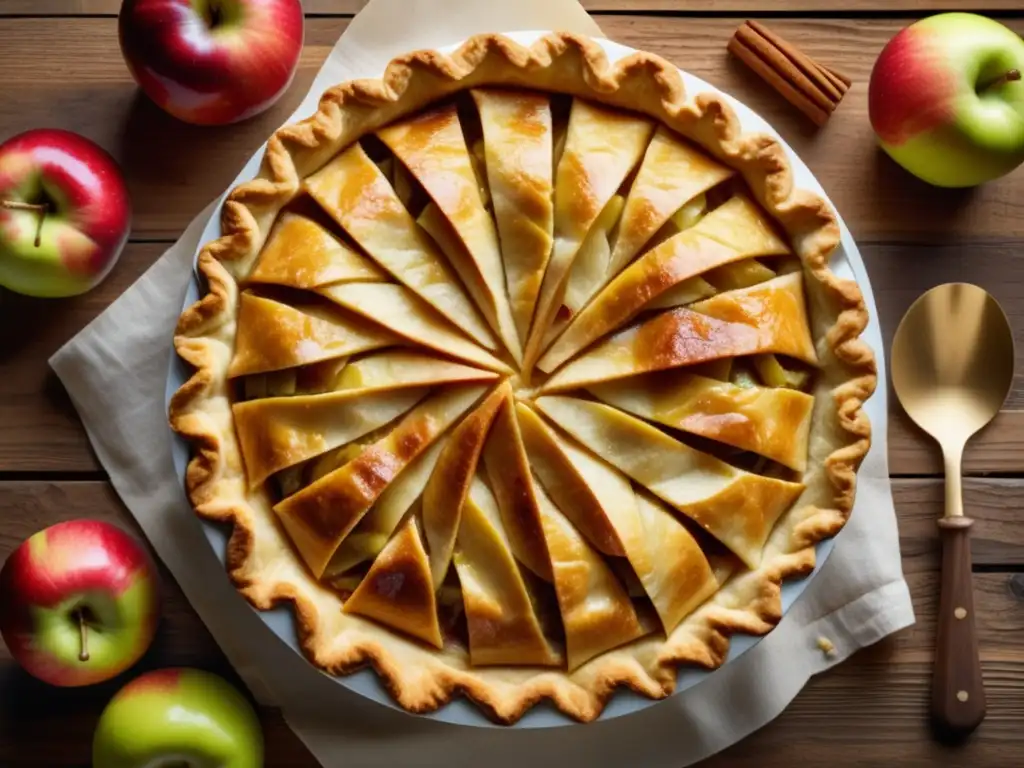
(2, 3, 1024, 766)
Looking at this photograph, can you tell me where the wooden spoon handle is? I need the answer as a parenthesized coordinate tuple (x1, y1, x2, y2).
(931, 515, 985, 737)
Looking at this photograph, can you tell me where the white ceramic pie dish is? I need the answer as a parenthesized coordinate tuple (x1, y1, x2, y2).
(165, 29, 887, 729)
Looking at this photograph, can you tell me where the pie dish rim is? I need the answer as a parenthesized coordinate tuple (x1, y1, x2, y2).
(166, 29, 878, 727)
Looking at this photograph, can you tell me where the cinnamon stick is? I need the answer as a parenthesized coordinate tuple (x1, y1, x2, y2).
(727, 36, 830, 127)
(735, 24, 836, 113)
(816, 66, 848, 98)
(729, 20, 852, 127)
(747, 21, 851, 95)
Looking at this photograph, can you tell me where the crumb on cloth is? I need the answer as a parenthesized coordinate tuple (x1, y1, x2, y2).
(816, 636, 837, 658)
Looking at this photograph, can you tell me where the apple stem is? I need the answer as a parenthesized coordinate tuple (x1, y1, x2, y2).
(77, 610, 90, 662)
(979, 69, 1022, 93)
(0, 199, 48, 248)
(206, 0, 223, 28)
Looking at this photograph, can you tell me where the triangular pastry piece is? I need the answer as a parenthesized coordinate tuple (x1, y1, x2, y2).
(534, 481, 645, 670)
(516, 402, 631, 557)
(303, 143, 495, 349)
(540, 272, 818, 392)
(471, 89, 553, 345)
(274, 385, 487, 578)
(344, 517, 443, 648)
(522, 99, 654, 374)
(379, 106, 522, 364)
(454, 476, 560, 667)
(689, 272, 818, 364)
(632, 493, 718, 634)
(325, 438, 446, 579)
(538, 196, 790, 374)
(607, 126, 735, 277)
(590, 370, 815, 471)
(233, 388, 428, 489)
(422, 383, 507, 588)
(319, 282, 512, 374)
(248, 212, 386, 289)
(333, 350, 498, 394)
(481, 391, 553, 582)
(533, 396, 804, 568)
(228, 292, 394, 378)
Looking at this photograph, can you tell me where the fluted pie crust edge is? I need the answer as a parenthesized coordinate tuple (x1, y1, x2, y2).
(168, 31, 877, 724)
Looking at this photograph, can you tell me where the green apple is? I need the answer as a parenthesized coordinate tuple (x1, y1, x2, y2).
(92, 668, 264, 768)
(868, 13, 1024, 187)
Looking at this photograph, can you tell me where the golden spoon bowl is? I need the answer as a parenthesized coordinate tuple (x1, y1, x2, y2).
(892, 283, 1014, 452)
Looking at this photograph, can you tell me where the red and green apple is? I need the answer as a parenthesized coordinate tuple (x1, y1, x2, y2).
(868, 12, 1024, 188)
(0, 519, 160, 687)
(93, 668, 264, 768)
(118, 0, 305, 126)
(0, 129, 131, 298)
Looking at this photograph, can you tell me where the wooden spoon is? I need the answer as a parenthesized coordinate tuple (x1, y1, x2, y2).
(891, 283, 1015, 739)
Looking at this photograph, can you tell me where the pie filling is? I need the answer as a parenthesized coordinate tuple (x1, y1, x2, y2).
(227, 89, 821, 671)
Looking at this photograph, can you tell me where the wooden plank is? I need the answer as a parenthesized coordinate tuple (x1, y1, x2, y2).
(0, 480, 1023, 765)
(710, 661, 1024, 766)
(890, 410, 1024, 476)
(2, 17, 1024, 243)
(0, 245, 162, 473)
(3, 0, 1023, 14)
(894, 479, 1024, 568)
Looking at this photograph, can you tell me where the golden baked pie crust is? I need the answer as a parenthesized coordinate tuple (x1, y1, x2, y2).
(169, 32, 876, 724)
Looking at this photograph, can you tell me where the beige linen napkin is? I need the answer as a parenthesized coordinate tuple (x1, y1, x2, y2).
(50, 1, 914, 765)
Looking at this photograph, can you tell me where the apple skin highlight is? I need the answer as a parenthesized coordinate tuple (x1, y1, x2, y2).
(0, 520, 160, 687)
(868, 13, 1024, 188)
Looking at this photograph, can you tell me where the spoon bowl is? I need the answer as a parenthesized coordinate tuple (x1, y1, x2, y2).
(892, 283, 1014, 450)
(891, 282, 1015, 740)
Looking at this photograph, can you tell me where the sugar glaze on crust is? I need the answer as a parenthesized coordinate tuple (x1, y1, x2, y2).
(168, 32, 877, 724)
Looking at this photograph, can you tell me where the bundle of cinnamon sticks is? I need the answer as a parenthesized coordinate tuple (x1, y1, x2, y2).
(729, 20, 852, 127)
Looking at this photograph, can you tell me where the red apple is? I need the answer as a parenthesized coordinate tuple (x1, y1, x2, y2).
(868, 13, 1024, 187)
(0, 129, 131, 298)
(0, 520, 160, 687)
(118, 0, 305, 126)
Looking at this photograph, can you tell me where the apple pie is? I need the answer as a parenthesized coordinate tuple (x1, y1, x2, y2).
(169, 32, 876, 724)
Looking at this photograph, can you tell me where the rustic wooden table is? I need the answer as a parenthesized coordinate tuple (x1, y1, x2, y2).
(2, 1, 1024, 765)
